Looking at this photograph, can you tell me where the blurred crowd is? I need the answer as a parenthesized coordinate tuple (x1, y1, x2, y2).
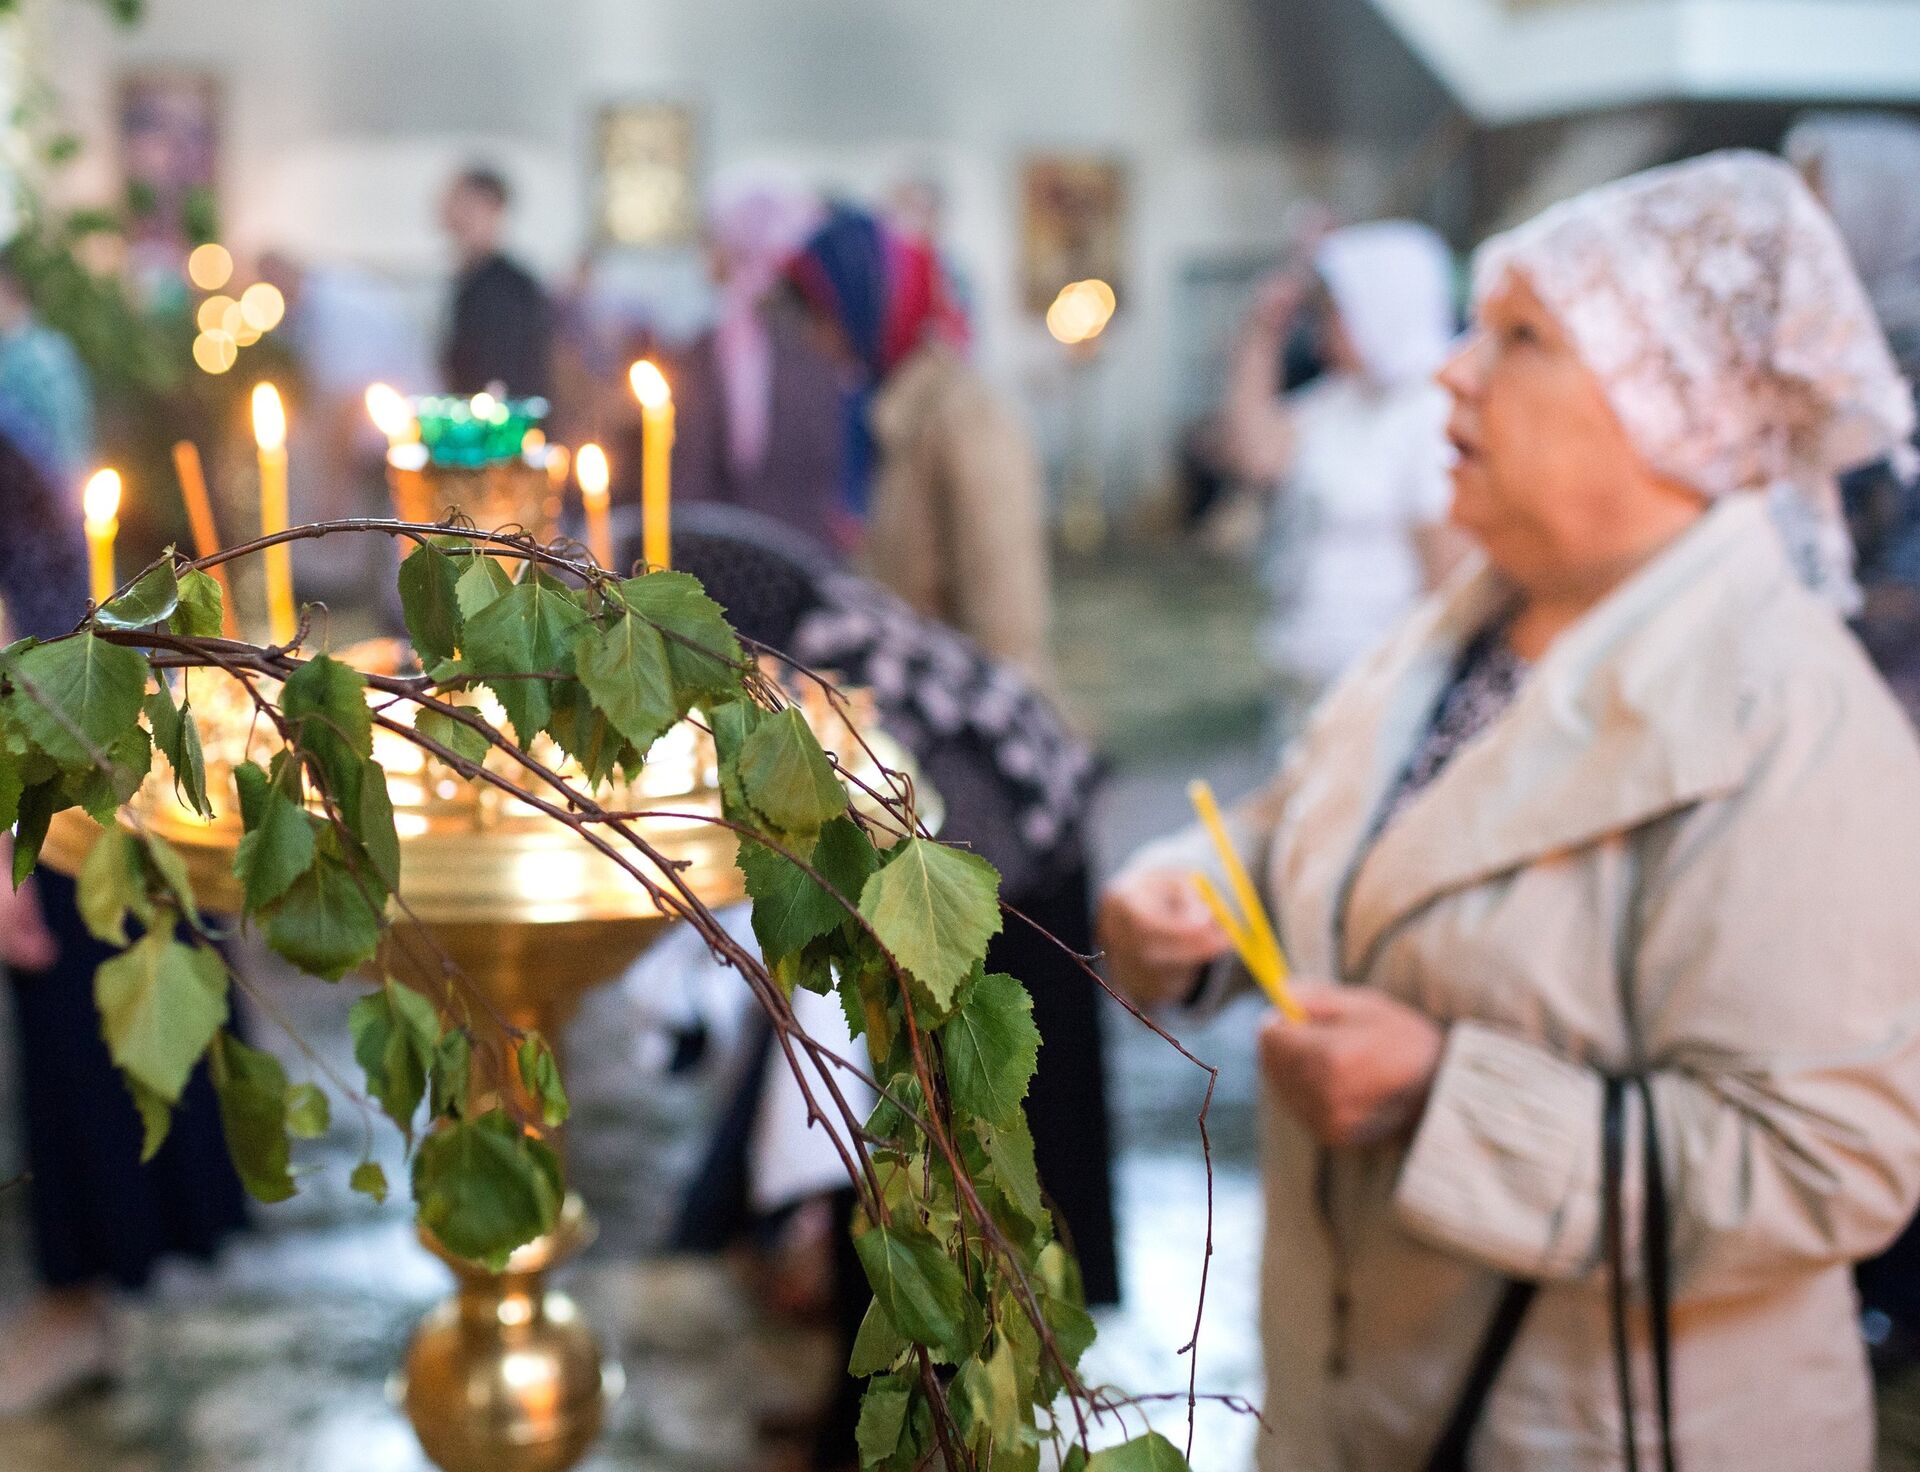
(6, 101, 1920, 1472)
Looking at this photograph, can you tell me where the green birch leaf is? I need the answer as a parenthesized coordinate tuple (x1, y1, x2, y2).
(516, 1033, 569, 1128)
(1062, 1449, 1089, 1472)
(855, 1379, 912, 1466)
(543, 681, 632, 790)
(210, 1031, 297, 1204)
(737, 816, 875, 967)
(356, 765, 401, 891)
(76, 824, 146, 945)
(139, 831, 202, 929)
(412, 1108, 563, 1269)
(575, 609, 677, 753)
(350, 1159, 389, 1204)
(73, 723, 151, 824)
(974, 1115, 1047, 1230)
(414, 706, 492, 769)
(397, 542, 463, 663)
(615, 570, 744, 701)
(281, 654, 372, 814)
(1044, 1293, 1097, 1373)
(738, 706, 848, 837)
(95, 934, 228, 1103)
(848, 1299, 911, 1377)
(265, 852, 382, 981)
(145, 683, 210, 816)
(430, 1028, 472, 1120)
(1087, 1433, 1191, 1472)
(941, 972, 1039, 1129)
(129, 1077, 172, 1162)
(13, 779, 60, 883)
(460, 574, 589, 745)
(853, 1224, 978, 1362)
(858, 840, 1002, 1010)
(96, 561, 179, 629)
(232, 760, 269, 829)
(453, 554, 513, 624)
(8, 632, 148, 768)
(0, 746, 23, 833)
(956, 1335, 1022, 1447)
(349, 979, 440, 1136)
(286, 1082, 330, 1139)
(170, 568, 224, 639)
(233, 781, 317, 910)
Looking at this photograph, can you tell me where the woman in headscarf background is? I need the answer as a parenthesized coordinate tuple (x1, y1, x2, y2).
(785, 206, 1054, 682)
(1786, 109, 1920, 1371)
(669, 182, 849, 552)
(1220, 220, 1468, 746)
(1101, 153, 1920, 1471)
(1786, 112, 1920, 719)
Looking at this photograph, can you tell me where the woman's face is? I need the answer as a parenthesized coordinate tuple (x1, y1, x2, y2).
(1439, 269, 1705, 596)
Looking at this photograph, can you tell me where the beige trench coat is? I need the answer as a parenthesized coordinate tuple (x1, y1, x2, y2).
(1128, 496, 1920, 1470)
(865, 344, 1053, 682)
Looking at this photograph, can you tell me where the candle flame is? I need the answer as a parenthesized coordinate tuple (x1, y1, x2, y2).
(251, 382, 287, 452)
(83, 468, 122, 527)
(365, 382, 416, 442)
(628, 359, 671, 410)
(576, 442, 610, 501)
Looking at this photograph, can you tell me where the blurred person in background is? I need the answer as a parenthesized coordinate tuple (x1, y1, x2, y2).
(1220, 220, 1466, 751)
(439, 164, 554, 402)
(0, 259, 93, 495)
(1101, 154, 1920, 1472)
(1786, 113, 1920, 718)
(785, 206, 1053, 681)
(0, 424, 248, 1415)
(669, 182, 846, 549)
(1786, 110, 1920, 1370)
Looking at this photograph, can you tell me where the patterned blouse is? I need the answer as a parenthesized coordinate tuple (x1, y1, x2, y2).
(1374, 620, 1531, 836)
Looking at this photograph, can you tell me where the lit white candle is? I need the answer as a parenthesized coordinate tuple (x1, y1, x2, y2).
(576, 443, 612, 568)
(252, 383, 295, 644)
(628, 360, 674, 570)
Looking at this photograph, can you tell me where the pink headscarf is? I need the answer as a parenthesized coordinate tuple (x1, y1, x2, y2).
(709, 183, 823, 476)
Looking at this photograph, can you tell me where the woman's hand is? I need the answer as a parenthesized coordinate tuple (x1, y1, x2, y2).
(0, 872, 58, 974)
(1258, 984, 1445, 1147)
(1096, 869, 1232, 1008)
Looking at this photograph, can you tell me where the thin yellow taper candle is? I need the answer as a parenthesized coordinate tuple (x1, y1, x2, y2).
(629, 359, 674, 570)
(364, 382, 417, 446)
(576, 442, 612, 569)
(171, 440, 240, 639)
(82, 469, 121, 605)
(252, 382, 295, 645)
(1188, 779, 1302, 1019)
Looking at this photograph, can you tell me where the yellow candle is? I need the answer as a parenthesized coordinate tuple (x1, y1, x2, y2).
(1188, 779, 1302, 1020)
(252, 382, 295, 645)
(171, 440, 239, 639)
(576, 443, 612, 568)
(82, 468, 121, 605)
(628, 359, 674, 570)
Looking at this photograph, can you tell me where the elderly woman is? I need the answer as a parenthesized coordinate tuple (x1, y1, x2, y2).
(1100, 152, 1920, 1471)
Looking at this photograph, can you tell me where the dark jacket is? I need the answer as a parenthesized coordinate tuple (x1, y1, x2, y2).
(443, 252, 554, 400)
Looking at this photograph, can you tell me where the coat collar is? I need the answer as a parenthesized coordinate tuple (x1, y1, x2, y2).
(1335, 495, 1794, 978)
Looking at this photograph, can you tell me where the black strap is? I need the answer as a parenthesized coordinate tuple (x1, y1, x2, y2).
(1424, 1075, 1678, 1472)
(1422, 1277, 1540, 1472)
(1603, 1075, 1641, 1472)
(1635, 1075, 1680, 1472)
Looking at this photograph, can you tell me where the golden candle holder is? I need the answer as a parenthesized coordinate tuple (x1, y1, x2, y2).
(387, 448, 566, 545)
(41, 640, 916, 1472)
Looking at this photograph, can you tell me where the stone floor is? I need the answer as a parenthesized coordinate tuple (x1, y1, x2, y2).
(4, 546, 1920, 1469)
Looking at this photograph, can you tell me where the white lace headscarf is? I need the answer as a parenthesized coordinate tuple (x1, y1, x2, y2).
(1473, 150, 1916, 612)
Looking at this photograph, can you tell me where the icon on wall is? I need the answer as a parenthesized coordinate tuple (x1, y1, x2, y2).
(595, 102, 699, 248)
(117, 69, 222, 272)
(1019, 154, 1128, 316)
